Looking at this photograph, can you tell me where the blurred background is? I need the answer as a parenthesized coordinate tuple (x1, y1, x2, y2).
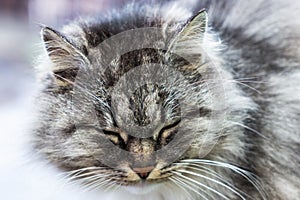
(0, 0, 129, 106)
(0, 0, 132, 199)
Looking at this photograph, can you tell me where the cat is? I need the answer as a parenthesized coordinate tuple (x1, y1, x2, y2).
(32, 0, 300, 199)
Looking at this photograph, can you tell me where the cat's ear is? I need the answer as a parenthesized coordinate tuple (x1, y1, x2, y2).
(168, 10, 208, 64)
(41, 26, 89, 73)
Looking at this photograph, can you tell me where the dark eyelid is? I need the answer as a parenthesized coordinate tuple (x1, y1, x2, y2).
(162, 120, 181, 131)
(95, 127, 126, 146)
(76, 125, 121, 137)
(102, 129, 121, 137)
(157, 119, 181, 140)
(77, 125, 129, 145)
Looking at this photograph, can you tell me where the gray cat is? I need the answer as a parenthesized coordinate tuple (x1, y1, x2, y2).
(33, 0, 300, 199)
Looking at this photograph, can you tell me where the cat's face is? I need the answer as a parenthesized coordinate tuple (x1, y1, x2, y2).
(35, 10, 244, 196)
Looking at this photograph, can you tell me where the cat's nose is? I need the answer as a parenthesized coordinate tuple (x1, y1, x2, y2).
(132, 166, 155, 180)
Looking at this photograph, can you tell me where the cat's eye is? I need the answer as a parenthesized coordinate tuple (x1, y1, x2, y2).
(157, 120, 181, 145)
(76, 125, 127, 147)
(102, 129, 127, 147)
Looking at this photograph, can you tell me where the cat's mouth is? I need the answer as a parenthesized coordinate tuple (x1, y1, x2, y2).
(123, 176, 170, 185)
(120, 164, 175, 185)
(62, 163, 175, 192)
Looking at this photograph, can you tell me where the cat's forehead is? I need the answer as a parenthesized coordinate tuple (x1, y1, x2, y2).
(112, 84, 167, 127)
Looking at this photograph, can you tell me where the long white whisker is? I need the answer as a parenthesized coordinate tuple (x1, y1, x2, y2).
(168, 177, 193, 200)
(176, 163, 227, 180)
(66, 174, 107, 189)
(175, 162, 249, 195)
(58, 167, 110, 184)
(66, 171, 107, 181)
(176, 169, 246, 200)
(170, 176, 210, 200)
(228, 80, 262, 94)
(109, 179, 122, 194)
(82, 177, 112, 192)
(80, 177, 105, 192)
(74, 174, 112, 185)
(229, 121, 267, 139)
(180, 159, 267, 200)
(61, 166, 107, 177)
(182, 164, 253, 199)
(173, 171, 230, 200)
(194, 78, 263, 94)
(104, 180, 118, 192)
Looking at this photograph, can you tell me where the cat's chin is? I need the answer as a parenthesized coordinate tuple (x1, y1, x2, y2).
(122, 182, 161, 195)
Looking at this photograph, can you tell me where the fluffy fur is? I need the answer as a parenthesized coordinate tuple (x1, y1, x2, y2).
(33, 0, 300, 199)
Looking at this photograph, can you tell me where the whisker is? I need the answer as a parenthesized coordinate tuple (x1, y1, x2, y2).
(109, 179, 123, 194)
(229, 121, 268, 139)
(73, 174, 112, 185)
(168, 177, 193, 200)
(228, 80, 262, 94)
(180, 159, 267, 200)
(173, 171, 230, 200)
(58, 167, 109, 182)
(82, 176, 112, 192)
(104, 180, 118, 192)
(80, 177, 105, 192)
(193, 78, 264, 94)
(182, 164, 253, 199)
(65, 170, 107, 181)
(170, 176, 210, 200)
(62, 166, 107, 176)
(176, 175, 216, 200)
(176, 169, 246, 200)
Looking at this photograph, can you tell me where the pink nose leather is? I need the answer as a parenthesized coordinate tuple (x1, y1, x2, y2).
(133, 166, 155, 179)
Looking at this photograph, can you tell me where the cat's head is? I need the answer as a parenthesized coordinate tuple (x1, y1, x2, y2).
(35, 8, 252, 197)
